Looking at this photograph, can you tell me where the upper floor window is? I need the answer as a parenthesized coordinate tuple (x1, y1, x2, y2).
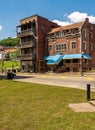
(62, 43, 67, 50)
(83, 42, 86, 50)
(90, 43, 93, 51)
(56, 45, 59, 51)
(41, 25, 45, 33)
(55, 43, 67, 51)
(71, 42, 76, 49)
(48, 45, 52, 51)
(62, 31, 66, 36)
(71, 28, 78, 34)
(90, 32, 93, 39)
(59, 32, 62, 37)
(83, 29, 86, 38)
(59, 44, 61, 50)
(90, 25, 93, 30)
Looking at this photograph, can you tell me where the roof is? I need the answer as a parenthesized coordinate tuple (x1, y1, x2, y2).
(63, 54, 92, 59)
(4, 48, 17, 53)
(48, 21, 84, 34)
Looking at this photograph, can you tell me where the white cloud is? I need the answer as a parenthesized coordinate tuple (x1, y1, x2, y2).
(53, 11, 95, 26)
(0, 25, 2, 30)
(68, 11, 95, 24)
(68, 12, 88, 23)
(88, 15, 95, 23)
(53, 19, 71, 26)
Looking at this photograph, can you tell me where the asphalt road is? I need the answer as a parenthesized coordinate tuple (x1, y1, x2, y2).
(14, 73, 95, 91)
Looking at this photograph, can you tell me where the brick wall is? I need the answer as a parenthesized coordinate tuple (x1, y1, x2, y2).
(37, 16, 59, 60)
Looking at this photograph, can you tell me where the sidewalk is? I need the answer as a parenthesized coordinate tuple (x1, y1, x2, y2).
(16, 71, 95, 79)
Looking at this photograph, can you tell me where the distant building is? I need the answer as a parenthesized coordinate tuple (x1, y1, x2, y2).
(0, 46, 18, 60)
(17, 15, 95, 73)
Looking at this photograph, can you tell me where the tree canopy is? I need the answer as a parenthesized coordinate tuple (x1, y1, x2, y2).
(0, 37, 20, 47)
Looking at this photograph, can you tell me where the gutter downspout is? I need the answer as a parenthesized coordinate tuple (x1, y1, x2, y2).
(80, 21, 85, 73)
(36, 19, 38, 72)
(80, 21, 85, 53)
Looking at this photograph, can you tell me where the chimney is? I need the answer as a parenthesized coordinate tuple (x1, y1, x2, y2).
(85, 18, 89, 23)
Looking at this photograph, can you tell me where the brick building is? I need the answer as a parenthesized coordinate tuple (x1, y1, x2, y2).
(45, 18, 95, 72)
(17, 15, 95, 73)
(17, 14, 59, 72)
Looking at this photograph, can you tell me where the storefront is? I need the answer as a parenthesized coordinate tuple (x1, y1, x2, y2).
(44, 53, 92, 73)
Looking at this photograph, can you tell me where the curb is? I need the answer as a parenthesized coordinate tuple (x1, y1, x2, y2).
(89, 101, 95, 107)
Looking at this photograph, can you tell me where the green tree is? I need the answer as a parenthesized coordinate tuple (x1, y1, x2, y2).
(10, 50, 20, 61)
(0, 37, 20, 47)
(5, 52, 10, 61)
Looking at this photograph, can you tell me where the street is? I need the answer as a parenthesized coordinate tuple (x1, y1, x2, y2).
(14, 73, 95, 91)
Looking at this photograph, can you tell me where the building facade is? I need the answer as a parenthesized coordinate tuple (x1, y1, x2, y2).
(44, 18, 95, 73)
(17, 15, 95, 73)
(17, 14, 59, 72)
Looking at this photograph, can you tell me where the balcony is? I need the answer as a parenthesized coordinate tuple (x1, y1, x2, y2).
(19, 41, 36, 49)
(18, 54, 36, 60)
(17, 29, 36, 38)
(46, 31, 80, 41)
(65, 31, 80, 38)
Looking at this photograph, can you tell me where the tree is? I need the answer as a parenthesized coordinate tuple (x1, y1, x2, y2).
(5, 52, 10, 61)
(0, 37, 20, 47)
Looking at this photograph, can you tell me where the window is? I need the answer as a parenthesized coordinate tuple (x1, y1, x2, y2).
(56, 45, 59, 51)
(83, 42, 86, 50)
(73, 59, 78, 63)
(41, 25, 45, 33)
(62, 43, 67, 50)
(90, 43, 93, 51)
(83, 30, 86, 38)
(59, 44, 61, 50)
(90, 25, 93, 30)
(56, 43, 67, 51)
(56, 32, 59, 38)
(65, 60, 71, 63)
(56, 44, 62, 51)
(48, 45, 52, 51)
(59, 32, 62, 37)
(62, 31, 66, 36)
(71, 42, 76, 49)
(71, 28, 78, 34)
(90, 32, 93, 39)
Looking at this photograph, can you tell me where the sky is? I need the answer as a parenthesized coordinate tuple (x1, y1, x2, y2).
(0, 0, 95, 40)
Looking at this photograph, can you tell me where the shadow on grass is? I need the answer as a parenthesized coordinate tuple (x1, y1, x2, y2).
(90, 98, 95, 101)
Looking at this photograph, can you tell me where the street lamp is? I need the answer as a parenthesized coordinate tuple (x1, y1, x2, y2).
(81, 52, 84, 76)
(1, 51, 4, 73)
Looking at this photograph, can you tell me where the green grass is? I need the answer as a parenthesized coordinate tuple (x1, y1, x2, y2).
(0, 61, 20, 70)
(0, 80, 95, 130)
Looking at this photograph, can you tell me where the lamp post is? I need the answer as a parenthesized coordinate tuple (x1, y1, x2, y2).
(81, 52, 84, 76)
(1, 51, 4, 73)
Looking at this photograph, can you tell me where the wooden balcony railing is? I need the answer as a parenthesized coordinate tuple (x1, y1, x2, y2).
(17, 29, 36, 37)
(19, 41, 36, 49)
(18, 54, 36, 60)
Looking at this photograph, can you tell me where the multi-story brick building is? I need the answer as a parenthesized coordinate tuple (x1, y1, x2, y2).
(17, 14, 59, 72)
(17, 15, 95, 73)
(45, 18, 94, 73)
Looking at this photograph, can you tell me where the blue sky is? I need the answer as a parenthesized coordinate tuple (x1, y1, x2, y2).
(0, 0, 95, 40)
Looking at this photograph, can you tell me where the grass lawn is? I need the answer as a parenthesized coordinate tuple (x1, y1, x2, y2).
(0, 80, 95, 130)
(0, 61, 20, 70)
